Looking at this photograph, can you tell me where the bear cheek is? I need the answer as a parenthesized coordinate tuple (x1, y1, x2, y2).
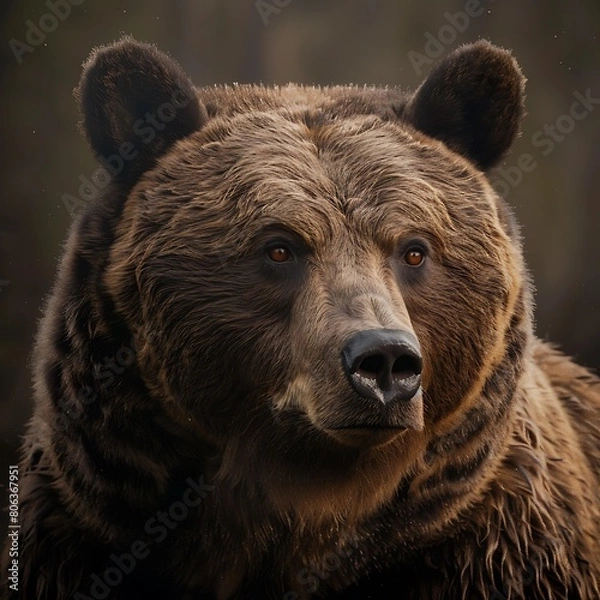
(418, 292, 515, 424)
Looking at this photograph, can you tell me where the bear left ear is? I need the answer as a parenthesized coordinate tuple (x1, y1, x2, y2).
(75, 36, 207, 185)
(404, 40, 526, 171)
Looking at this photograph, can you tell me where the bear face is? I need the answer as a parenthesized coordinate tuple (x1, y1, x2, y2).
(13, 37, 600, 600)
(102, 96, 525, 521)
(83, 39, 526, 528)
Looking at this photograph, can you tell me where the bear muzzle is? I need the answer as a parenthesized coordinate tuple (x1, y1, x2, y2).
(319, 329, 425, 447)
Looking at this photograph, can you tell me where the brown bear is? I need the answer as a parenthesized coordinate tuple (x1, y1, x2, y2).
(2, 37, 600, 600)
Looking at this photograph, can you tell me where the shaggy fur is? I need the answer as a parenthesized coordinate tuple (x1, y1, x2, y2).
(2, 38, 599, 600)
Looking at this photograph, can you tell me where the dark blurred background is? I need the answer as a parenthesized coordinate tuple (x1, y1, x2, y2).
(1, 0, 599, 510)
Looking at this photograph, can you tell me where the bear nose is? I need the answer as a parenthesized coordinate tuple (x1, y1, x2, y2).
(342, 329, 422, 405)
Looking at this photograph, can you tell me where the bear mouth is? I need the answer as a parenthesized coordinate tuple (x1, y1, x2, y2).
(324, 424, 409, 448)
(327, 423, 409, 430)
(320, 388, 425, 447)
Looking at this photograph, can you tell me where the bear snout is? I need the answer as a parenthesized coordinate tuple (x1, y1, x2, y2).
(314, 328, 425, 447)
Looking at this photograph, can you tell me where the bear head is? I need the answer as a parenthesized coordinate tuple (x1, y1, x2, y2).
(36, 37, 528, 535)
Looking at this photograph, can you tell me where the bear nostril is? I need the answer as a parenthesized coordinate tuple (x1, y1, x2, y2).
(392, 354, 422, 379)
(356, 354, 385, 378)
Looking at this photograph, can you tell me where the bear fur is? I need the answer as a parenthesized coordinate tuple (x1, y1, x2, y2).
(2, 38, 600, 600)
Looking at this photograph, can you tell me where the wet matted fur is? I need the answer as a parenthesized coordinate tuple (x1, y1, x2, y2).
(2, 38, 599, 600)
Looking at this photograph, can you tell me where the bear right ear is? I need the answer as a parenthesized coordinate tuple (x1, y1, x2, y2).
(403, 40, 526, 171)
(75, 36, 206, 185)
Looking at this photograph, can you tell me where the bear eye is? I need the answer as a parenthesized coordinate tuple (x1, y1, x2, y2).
(403, 247, 425, 267)
(267, 245, 293, 263)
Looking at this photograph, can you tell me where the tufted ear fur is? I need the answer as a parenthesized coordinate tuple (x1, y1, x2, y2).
(75, 36, 206, 185)
(404, 40, 526, 171)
